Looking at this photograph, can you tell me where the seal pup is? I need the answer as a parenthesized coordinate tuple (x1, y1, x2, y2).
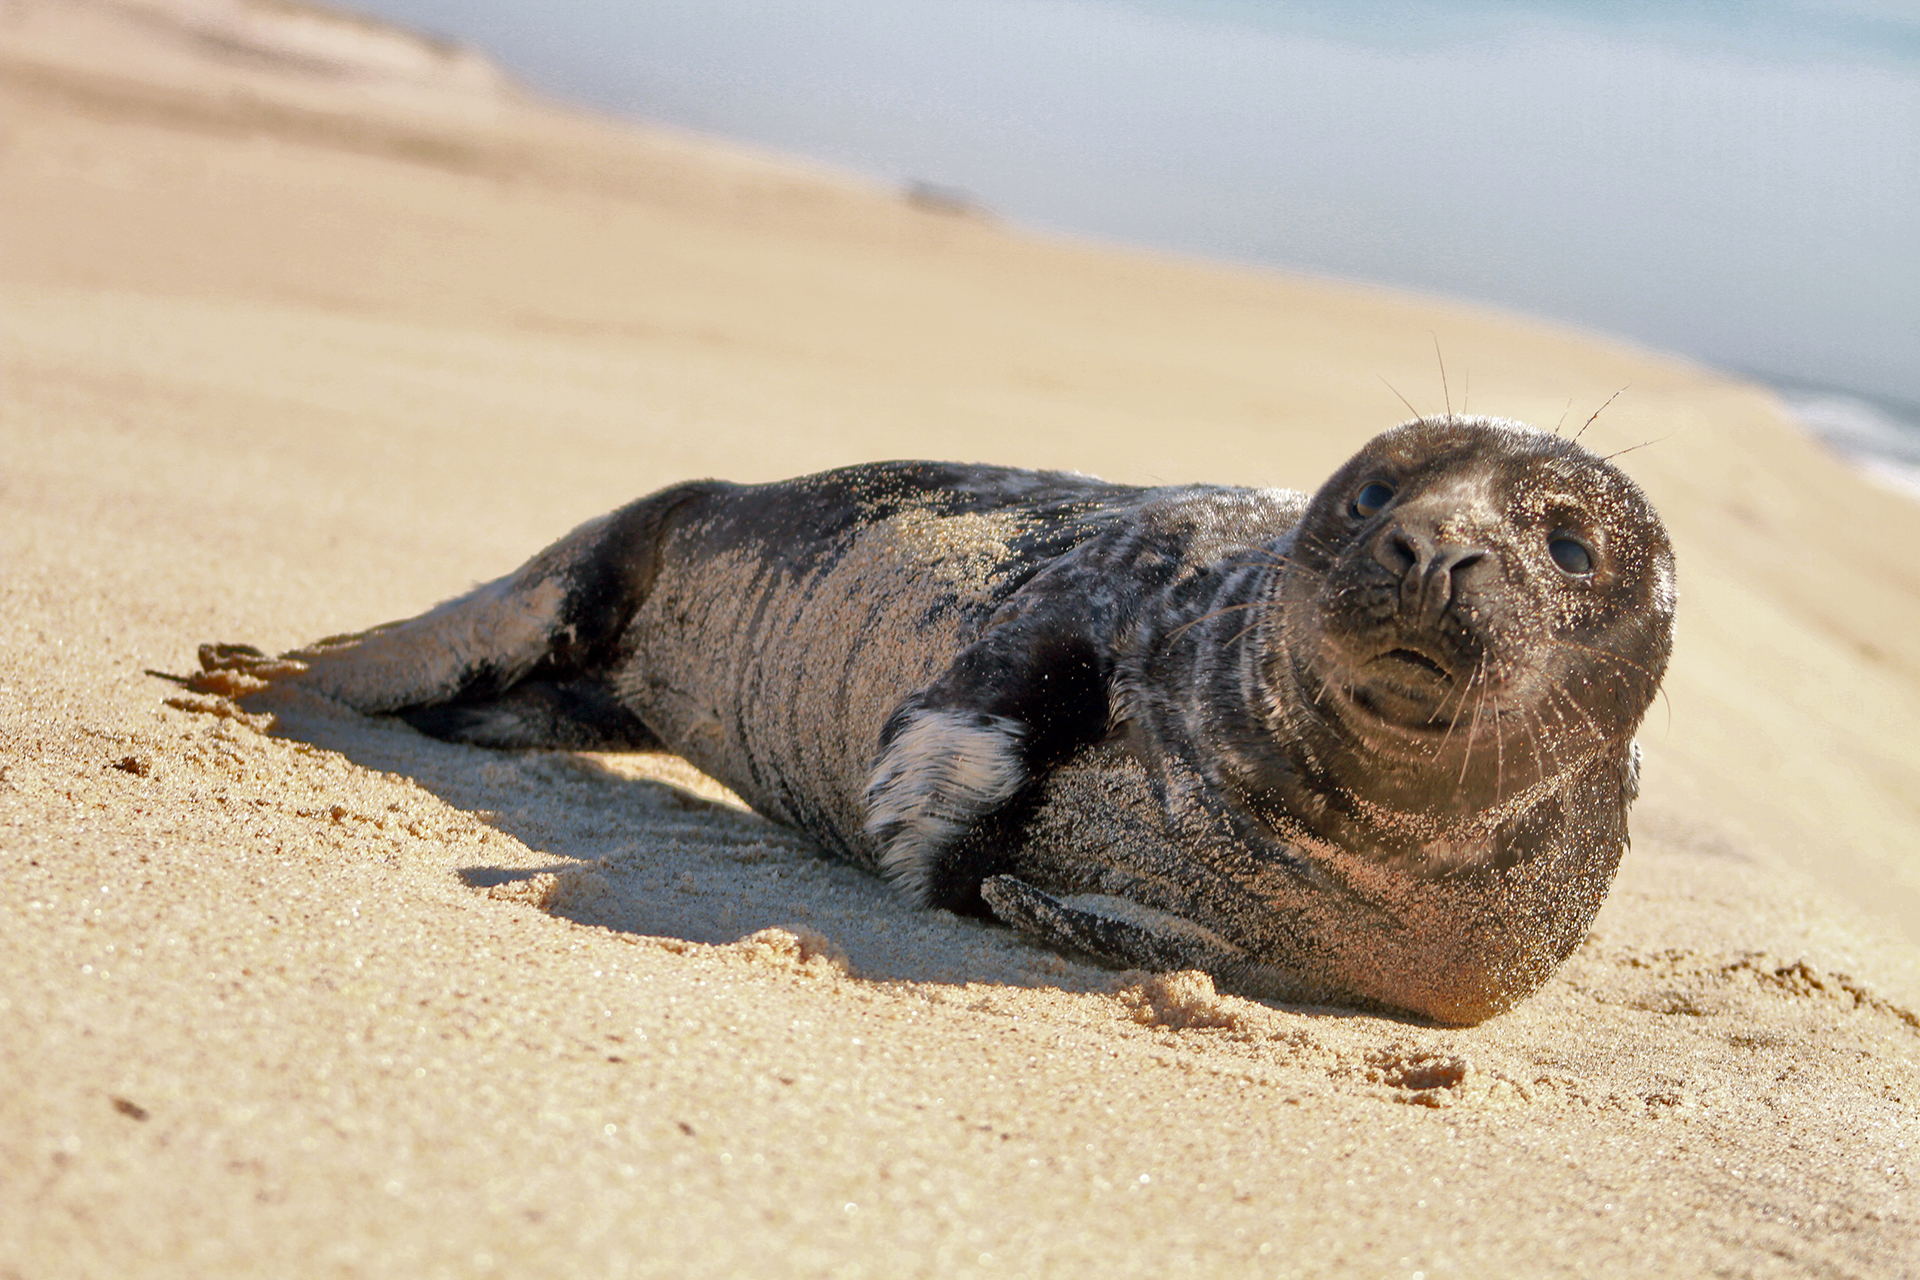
(195, 416, 1675, 1025)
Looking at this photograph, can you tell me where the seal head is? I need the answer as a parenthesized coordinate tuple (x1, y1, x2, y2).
(1260, 418, 1674, 868)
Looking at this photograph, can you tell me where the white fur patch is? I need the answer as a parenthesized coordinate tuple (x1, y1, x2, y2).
(864, 709, 1026, 906)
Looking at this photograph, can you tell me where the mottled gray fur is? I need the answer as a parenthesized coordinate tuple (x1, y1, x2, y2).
(197, 417, 1675, 1025)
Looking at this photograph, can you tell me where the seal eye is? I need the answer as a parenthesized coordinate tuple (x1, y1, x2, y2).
(1549, 535, 1594, 577)
(1350, 481, 1396, 520)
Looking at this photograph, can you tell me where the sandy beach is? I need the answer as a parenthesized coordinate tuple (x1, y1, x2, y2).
(3, 2, 1916, 1274)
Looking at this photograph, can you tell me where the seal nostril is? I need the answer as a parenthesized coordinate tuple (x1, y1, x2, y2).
(1448, 549, 1487, 582)
(1381, 529, 1420, 576)
(1389, 542, 1490, 619)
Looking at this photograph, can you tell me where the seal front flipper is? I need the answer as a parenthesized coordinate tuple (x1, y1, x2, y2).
(863, 612, 1111, 913)
(979, 875, 1248, 975)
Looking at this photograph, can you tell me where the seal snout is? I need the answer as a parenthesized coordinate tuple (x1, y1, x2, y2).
(1373, 521, 1494, 629)
(1332, 506, 1509, 730)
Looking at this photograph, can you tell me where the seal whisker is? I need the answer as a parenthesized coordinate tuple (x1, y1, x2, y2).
(1456, 653, 1492, 790)
(1515, 701, 1552, 783)
(1378, 376, 1426, 423)
(1427, 655, 1484, 761)
(1546, 637, 1665, 686)
(1490, 687, 1508, 803)
(1528, 679, 1574, 740)
(1218, 559, 1323, 586)
(1311, 676, 1335, 710)
(1600, 435, 1670, 462)
(1542, 681, 1614, 747)
(1215, 544, 1323, 576)
(1223, 617, 1265, 650)
(1570, 385, 1627, 444)
(1160, 599, 1270, 645)
(1432, 334, 1452, 420)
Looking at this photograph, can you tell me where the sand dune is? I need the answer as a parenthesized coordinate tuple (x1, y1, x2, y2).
(3, 1, 1916, 1274)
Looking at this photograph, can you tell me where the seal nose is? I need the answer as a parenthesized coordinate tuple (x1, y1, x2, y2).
(1375, 524, 1488, 625)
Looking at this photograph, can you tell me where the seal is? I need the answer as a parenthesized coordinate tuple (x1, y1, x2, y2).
(194, 416, 1675, 1024)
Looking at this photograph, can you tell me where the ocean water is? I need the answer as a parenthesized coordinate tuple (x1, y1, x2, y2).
(1774, 382, 1920, 500)
(348, 0, 1920, 478)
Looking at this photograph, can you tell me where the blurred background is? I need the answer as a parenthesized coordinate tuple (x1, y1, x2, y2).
(342, 0, 1920, 489)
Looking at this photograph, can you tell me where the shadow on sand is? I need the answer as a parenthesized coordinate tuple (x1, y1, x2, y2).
(259, 689, 1117, 991)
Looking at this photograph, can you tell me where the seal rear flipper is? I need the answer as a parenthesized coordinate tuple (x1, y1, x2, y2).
(979, 874, 1247, 975)
(192, 481, 727, 740)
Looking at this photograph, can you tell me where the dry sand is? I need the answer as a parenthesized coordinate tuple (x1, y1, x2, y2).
(3, 2, 1916, 1274)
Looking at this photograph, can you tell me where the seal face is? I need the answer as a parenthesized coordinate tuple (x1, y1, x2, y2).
(193, 417, 1675, 1025)
(1296, 420, 1670, 825)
